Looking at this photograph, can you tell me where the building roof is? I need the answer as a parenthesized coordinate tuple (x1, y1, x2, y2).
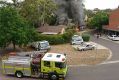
(42, 53, 66, 62)
(103, 25, 119, 32)
(37, 25, 67, 34)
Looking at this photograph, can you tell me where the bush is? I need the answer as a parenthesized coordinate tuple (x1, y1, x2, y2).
(37, 29, 75, 45)
(82, 34, 90, 42)
(62, 29, 75, 42)
(37, 34, 65, 45)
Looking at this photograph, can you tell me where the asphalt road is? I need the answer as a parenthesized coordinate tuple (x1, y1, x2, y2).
(91, 35, 119, 61)
(0, 35, 119, 80)
(67, 63, 119, 80)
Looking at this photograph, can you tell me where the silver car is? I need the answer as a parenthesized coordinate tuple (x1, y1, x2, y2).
(71, 35, 83, 45)
(31, 40, 51, 51)
(107, 35, 119, 41)
(77, 43, 95, 51)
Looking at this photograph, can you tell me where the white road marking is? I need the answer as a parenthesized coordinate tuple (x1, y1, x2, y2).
(106, 49, 112, 61)
(69, 60, 119, 67)
(100, 60, 119, 65)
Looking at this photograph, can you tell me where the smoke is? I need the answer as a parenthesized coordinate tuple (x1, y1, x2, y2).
(53, 0, 85, 28)
(53, 0, 68, 24)
(70, 0, 85, 27)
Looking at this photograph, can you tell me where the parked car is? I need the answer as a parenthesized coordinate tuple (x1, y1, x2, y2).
(77, 43, 95, 51)
(30, 40, 51, 51)
(107, 35, 119, 41)
(71, 35, 83, 45)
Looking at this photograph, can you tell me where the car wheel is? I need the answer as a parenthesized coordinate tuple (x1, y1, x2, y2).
(15, 71, 23, 78)
(48, 72, 59, 80)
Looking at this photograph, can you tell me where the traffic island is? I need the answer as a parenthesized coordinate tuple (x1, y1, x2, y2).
(49, 44, 111, 66)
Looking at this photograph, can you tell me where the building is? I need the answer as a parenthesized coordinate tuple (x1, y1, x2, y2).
(37, 25, 66, 35)
(103, 8, 119, 35)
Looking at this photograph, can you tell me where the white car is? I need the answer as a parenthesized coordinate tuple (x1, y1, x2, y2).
(107, 35, 119, 41)
(30, 40, 51, 51)
(71, 35, 83, 45)
(77, 43, 95, 51)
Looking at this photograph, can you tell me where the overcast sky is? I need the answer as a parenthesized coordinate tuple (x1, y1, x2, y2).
(84, 0, 119, 10)
(2, 0, 119, 10)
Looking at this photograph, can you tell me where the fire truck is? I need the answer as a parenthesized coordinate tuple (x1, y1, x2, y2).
(2, 51, 68, 80)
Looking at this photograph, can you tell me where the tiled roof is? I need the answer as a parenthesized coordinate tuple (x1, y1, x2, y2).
(37, 25, 67, 33)
(103, 25, 119, 32)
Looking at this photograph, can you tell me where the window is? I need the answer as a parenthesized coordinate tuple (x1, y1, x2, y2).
(44, 61, 50, 67)
(55, 62, 66, 68)
(55, 62, 61, 68)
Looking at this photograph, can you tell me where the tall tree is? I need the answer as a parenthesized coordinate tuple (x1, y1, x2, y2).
(0, 6, 37, 49)
(20, 0, 57, 26)
(0, 0, 22, 8)
(87, 11, 109, 31)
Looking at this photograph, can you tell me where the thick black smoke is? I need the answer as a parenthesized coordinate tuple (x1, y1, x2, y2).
(54, 0, 85, 29)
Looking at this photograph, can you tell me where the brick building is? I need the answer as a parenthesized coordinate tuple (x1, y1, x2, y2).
(103, 8, 119, 35)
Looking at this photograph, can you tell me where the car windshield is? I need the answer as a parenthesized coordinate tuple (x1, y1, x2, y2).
(40, 42, 49, 47)
(72, 36, 82, 40)
(82, 44, 90, 47)
(55, 62, 66, 68)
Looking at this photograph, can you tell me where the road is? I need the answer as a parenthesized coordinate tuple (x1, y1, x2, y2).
(67, 63, 119, 80)
(91, 35, 119, 61)
(68, 35, 119, 80)
(0, 35, 119, 80)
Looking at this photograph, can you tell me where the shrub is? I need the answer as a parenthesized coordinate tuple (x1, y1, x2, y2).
(38, 34, 65, 45)
(62, 29, 75, 42)
(37, 29, 75, 45)
(82, 34, 90, 42)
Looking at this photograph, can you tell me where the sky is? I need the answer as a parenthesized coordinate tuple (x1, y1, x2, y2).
(2, 0, 119, 10)
(84, 0, 119, 10)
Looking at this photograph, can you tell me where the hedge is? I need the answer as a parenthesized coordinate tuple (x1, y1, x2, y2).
(37, 29, 75, 45)
(82, 34, 90, 42)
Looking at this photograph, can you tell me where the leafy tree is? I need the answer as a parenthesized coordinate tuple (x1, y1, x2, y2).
(0, 0, 22, 8)
(0, 6, 37, 49)
(20, 0, 57, 26)
(87, 11, 109, 31)
(85, 9, 95, 18)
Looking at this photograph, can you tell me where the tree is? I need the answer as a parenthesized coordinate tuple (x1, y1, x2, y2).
(0, 6, 37, 49)
(84, 9, 95, 18)
(87, 11, 109, 31)
(20, 0, 57, 26)
(0, 0, 22, 8)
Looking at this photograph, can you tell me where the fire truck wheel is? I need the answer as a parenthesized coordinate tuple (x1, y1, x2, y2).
(48, 73, 59, 80)
(15, 71, 23, 78)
